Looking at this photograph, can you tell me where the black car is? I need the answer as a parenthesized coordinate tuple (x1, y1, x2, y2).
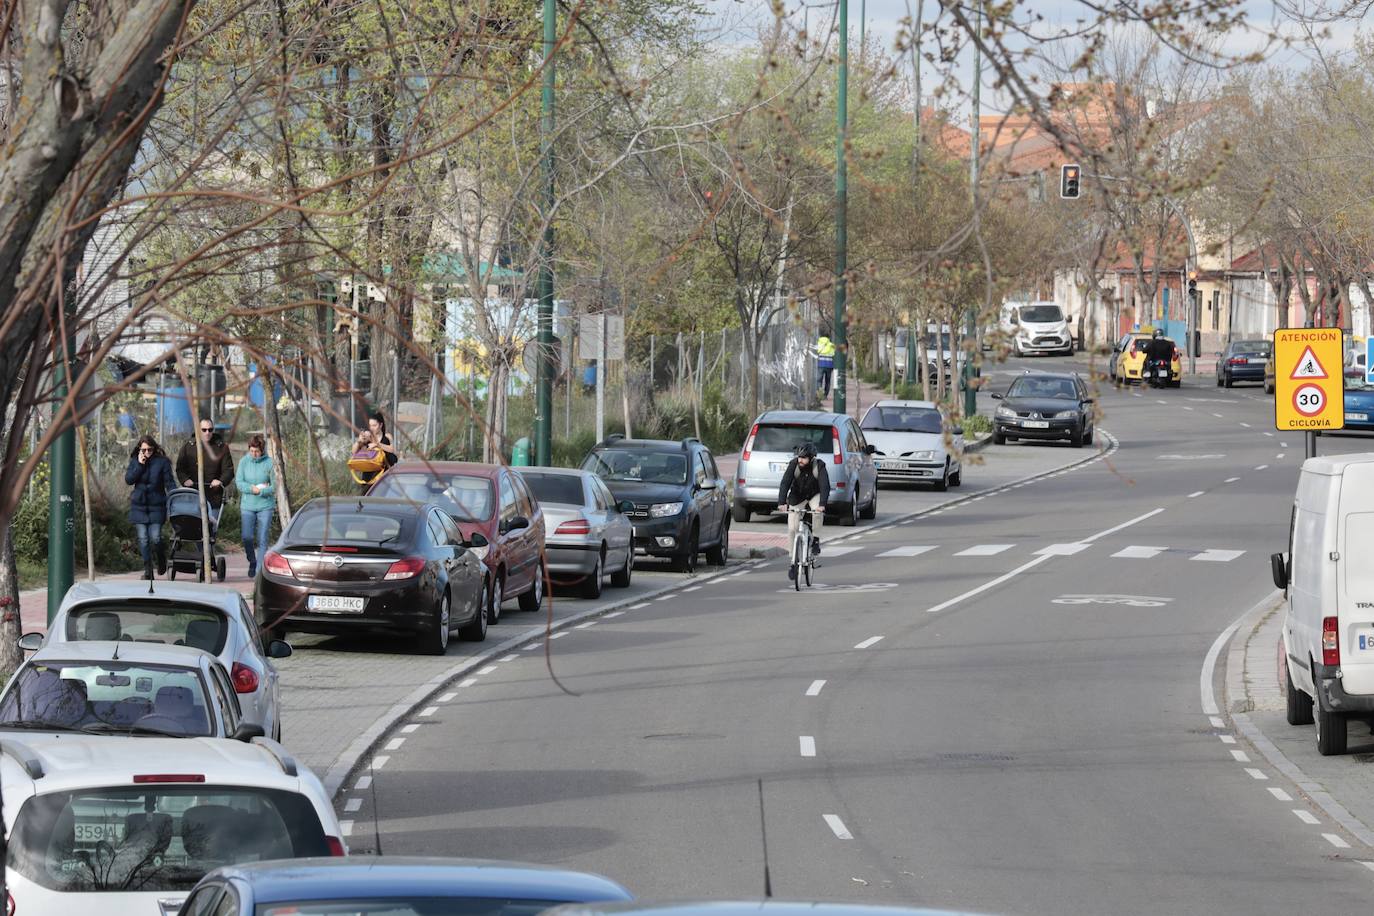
(1216, 338, 1273, 388)
(581, 435, 730, 572)
(256, 498, 490, 655)
(992, 372, 1095, 447)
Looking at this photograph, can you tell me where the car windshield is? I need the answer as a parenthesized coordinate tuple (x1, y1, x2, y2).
(1006, 377, 1079, 400)
(369, 474, 494, 523)
(861, 407, 943, 433)
(518, 472, 585, 506)
(1231, 340, 1272, 355)
(1018, 305, 1063, 323)
(289, 508, 408, 544)
(0, 660, 212, 736)
(749, 424, 831, 454)
(64, 604, 227, 654)
(257, 898, 569, 916)
(8, 786, 329, 893)
(583, 449, 687, 485)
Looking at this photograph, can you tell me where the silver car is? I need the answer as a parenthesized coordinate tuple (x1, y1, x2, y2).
(19, 581, 291, 741)
(517, 467, 634, 599)
(732, 410, 879, 526)
(860, 399, 964, 491)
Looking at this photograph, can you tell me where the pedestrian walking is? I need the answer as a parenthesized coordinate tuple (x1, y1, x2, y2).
(176, 417, 235, 509)
(235, 434, 275, 579)
(813, 334, 836, 398)
(350, 411, 399, 493)
(126, 436, 177, 579)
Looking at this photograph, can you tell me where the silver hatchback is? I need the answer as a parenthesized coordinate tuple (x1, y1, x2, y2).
(731, 410, 879, 526)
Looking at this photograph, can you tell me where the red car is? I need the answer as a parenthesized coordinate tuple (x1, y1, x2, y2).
(369, 462, 546, 622)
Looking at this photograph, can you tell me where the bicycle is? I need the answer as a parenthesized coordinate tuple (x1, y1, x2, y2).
(788, 505, 818, 590)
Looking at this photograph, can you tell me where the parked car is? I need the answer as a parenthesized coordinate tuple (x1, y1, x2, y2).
(0, 641, 264, 740)
(581, 435, 729, 572)
(859, 399, 964, 490)
(20, 580, 291, 740)
(546, 901, 988, 916)
(1111, 331, 1181, 386)
(1272, 454, 1374, 755)
(369, 461, 546, 620)
(180, 856, 634, 916)
(992, 372, 1096, 447)
(1215, 338, 1273, 387)
(1, 732, 344, 916)
(517, 467, 634, 598)
(1002, 300, 1074, 356)
(733, 411, 878, 527)
(1263, 351, 1276, 394)
(256, 498, 489, 655)
(1343, 374, 1374, 431)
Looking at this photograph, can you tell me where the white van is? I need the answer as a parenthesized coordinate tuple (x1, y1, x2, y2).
(1272, 454, 1374, 755)
(1000, 301, 1073, 356)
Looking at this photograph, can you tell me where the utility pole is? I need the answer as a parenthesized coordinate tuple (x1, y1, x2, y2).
(534, 0, 556, 466)
(833, 0, 849, 416)
(961, 6, 981, 420)
(48, 333, 76, 622)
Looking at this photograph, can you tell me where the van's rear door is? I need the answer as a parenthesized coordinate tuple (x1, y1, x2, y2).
(1338, 462, 1374, 696)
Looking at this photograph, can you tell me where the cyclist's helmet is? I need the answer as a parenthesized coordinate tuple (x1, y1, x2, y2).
(796, 442, 818, 459)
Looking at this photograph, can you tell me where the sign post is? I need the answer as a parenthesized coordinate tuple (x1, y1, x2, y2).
(1273, 327, 1344, 459)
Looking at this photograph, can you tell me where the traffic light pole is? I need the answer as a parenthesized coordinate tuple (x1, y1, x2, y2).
(533, 0, 556, 466)
(832, 0, 848, 416)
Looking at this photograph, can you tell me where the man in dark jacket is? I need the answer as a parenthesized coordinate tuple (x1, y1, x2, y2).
(1145, 329, 1173, 388)
(777, 442, 830, 580)
(177, 418, 235, 509)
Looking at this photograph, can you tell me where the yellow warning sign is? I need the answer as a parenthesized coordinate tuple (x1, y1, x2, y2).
(1274, 328, 1344, 431)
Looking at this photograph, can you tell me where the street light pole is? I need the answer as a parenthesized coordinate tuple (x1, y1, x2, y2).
(961, 6, 981, 420)
(48, 337, 76, 622)
(832, 0, 849, 416)
(534, 0, 556, 466)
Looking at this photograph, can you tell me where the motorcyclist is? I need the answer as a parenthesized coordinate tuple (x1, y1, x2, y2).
(1145, 328, 1173, 388)
(777, 442, 830, 581)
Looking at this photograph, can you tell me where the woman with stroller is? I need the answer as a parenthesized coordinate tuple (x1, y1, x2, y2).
(236, 434, 275, 579)
(126, 436, 177, 579)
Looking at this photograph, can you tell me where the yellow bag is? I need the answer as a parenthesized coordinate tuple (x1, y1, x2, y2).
(348, 448, 388, 487)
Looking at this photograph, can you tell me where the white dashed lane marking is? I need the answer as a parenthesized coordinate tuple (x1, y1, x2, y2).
(1230, 750, 1250, 762)
(1113, 545, 1165, 559)
(340, 820, 354, 836)
(419, 706, 438, 717)
(876, 546, 937, 558)
(1225, 477, 1240, 483)
(1293, 810, 1320, 825)
(1188, 491, 1205, 498)
(823, 814, 854, 840)
(344, 798, 362, 813)
(1245, 768, 1268, 780)
(799, 736, 817, 757)
(1325, 833, 1352, 849)
(1035, 543, 1090, 556)
(854, 636, 885, 649)
(1256, 465, 1269, 471)
(1268, 787, 1292, 801)
(355, 775, 372, 790)
(806, 680, 827, 696)
(1193, 549, 1246, 563)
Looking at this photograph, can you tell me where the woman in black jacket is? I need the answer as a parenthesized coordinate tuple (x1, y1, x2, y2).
(126, 435, 177, 579)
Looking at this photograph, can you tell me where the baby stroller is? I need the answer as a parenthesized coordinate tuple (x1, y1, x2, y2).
(166, 487, 228, 582)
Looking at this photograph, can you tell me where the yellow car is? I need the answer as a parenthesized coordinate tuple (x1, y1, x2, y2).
(1111, 332, 1182, 387)
(1263, 354, 1275, 394)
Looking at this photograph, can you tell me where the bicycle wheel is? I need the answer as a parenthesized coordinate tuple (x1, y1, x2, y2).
(803, 561, 812, 587)
(793, 533, 806, 591)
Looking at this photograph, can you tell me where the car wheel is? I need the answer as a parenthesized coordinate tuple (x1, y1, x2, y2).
(992, 430, 1006, 445)
(859, 485, 877, 520)
(459, 586, 488, 643)
(1282, 649, 1314, 726)
(1316, 701, 1347, 756)
(732, 500, 751, 523)
(272, 719, 282, 743)
(932, 463, 949, 492)
(611, 548, 633, 587)
(1071, 425, 1084, 448)
(422, 590, 453, 655)
(1012, 339, 1023, 358)
(1223, 372, 1233, 388)
(216, 556, 227, 582)
(1215, 373, 1222, 387)
(837, 496, 859, 526)
(1085, 426, 1095, 447)
(671, 525, 699, 572)
(580, 552, 604, 599)
(950, 464, 963, 487)
(487, 574, 504, 624)
(519, 562, 545, 612)
(706, 519, 729, 566)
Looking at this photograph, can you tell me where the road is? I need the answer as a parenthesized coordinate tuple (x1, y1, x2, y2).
(334, 355, 1374, 915)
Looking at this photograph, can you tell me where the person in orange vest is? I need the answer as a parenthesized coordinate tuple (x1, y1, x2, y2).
(813, 335, 836, 397)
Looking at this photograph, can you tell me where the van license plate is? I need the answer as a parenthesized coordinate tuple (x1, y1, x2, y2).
(1359, 632, 1374, 651)
(770, 463, 787, 473)
(308, 595, 365, 613)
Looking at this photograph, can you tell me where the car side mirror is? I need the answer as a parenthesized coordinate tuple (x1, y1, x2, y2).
(468, 532, 489, 549)
(1082, 397, 1095, 405)
(266, 639, 293, 660)
(232, 722, 266, 742)
(618, 500, 635, 514)
(991, 393, 1003, 400)
(17, 632, 42, 652)
(696, 478, 717, 490)
(863, 444, 877, 455)
(1271, 552, 1289, 591)
(503, 516, 529, 533)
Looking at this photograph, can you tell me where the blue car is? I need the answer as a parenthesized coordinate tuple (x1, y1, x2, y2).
(1215, 339, 1272, 387)
(545, 902, 992, 916)
(1344, 375, 1374, 430)
(178, 856, 633, 916)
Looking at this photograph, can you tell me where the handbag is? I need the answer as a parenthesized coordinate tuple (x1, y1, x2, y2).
(347, 448, 388, 486)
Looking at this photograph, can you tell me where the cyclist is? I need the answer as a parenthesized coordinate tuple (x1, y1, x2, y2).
(777, 442, 829, 581)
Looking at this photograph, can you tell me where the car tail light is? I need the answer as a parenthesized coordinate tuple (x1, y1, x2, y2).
(134, 774, 206, 784)
(321, 545, 358, 553)
(742, 424, 759, 461)
(231, 662, 260, 694)
(831, 426, 843, 466)
(7, 890, 13, 916)
(326, 835, 347, 856)
(1228, 357, 1247, 366)
(555, 518, 591, 536)
(264, 551, 294, 578)
(384, 557, 426, 580)
(1323, 616, 1340, 666)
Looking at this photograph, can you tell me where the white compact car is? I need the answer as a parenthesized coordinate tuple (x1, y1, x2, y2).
(1002, 301, 1074, 356)
(21, 581, 291, 740)
(859, 400, 964, 491)
(1, 732, 344, 916)
(1272, 454, 1374, 755)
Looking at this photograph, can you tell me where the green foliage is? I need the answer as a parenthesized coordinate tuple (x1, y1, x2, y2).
(12, 487, 142, 576)
(962, 414, 994, 436)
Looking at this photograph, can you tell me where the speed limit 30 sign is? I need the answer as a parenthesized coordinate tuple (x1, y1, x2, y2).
(1273, 328, 1344, 431)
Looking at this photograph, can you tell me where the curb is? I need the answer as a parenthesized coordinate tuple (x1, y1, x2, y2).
(1220, 590, 1374, 850)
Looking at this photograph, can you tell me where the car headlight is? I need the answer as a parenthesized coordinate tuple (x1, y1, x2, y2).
(996, 405, 1016, 418)
(649, 502, 683, 518)
(910, 450, 935, 461)
(1053, 410, 1080, 419)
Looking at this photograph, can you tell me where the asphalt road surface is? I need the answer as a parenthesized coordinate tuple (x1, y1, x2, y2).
(339, 355, 1374, 915)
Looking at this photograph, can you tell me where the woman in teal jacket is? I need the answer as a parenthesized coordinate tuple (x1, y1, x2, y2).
(236, 434, 276, 578)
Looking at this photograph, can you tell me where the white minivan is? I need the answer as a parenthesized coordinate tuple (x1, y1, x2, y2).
(1000, 301, 1074, 356)
(1271, 454, 1374, 755)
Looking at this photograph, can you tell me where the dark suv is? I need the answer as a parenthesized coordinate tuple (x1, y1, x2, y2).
(581, 435, 730, 572)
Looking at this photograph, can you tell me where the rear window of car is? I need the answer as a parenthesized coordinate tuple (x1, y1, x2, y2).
(1233, 340, 1272, 354)
(0, 660, 213, 736)
(289, 509, 407, 544)
(7, 786, 330, 893)
(257, 899, 566, 916)
(861, 407, 942, 433)
(369, 473, 495, 523)
(65, 603, 227, 654)
(751, 424, 830, 453)
(1131, 338, 1174, 353)
(519, 472, 584, 506)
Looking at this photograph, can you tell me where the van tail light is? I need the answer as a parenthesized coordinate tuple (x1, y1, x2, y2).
(831, 426, 843, 466)
(325, 835, 347, 856)
(231, 662, 260, 694)
(7, 890, 14, 916)
(264, 551, 294, 578)
(384, 557, 426, 580)
(555, 518, 591, 536)
(1323, 616, 1340, 666)
(742, 424, 758, 461)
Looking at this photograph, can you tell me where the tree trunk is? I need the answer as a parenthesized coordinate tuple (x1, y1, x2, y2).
(0, 527, 21, 679)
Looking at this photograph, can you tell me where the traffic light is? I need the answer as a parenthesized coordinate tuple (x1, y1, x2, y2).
(1187, 272, 1198, 303)
(1060, 164, 1080, 199)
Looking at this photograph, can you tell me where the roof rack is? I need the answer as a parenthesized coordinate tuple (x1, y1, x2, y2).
(600, 433, 625, 446)
(681, 437, 701, 450)
(253, 737, 299, 777)
(2, 738, 45, 779)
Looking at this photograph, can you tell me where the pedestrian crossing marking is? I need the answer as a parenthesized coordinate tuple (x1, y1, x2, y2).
(823, 546, 863, 557)
(954, 544, 1014, 557)
(1112, 545, 1166, 559)
(1192, 549, 1245, 563)
(876, 546, 937, 558)
(1035, 543, 1090, 556)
